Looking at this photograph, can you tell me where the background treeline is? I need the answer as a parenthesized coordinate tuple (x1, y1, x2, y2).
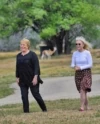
(0, 0, 100, 53)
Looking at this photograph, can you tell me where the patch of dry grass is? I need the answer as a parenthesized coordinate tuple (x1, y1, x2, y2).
(0, 97, 100, 124)
(40, 55, 74, 77)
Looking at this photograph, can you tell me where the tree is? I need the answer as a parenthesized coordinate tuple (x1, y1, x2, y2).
(0, 0, 100, 53)
(36, 0, 100, 53)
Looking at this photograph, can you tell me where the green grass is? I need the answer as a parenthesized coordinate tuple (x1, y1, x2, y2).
(0, 97, 100, 124)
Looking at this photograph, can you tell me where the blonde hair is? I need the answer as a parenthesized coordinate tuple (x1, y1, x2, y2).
(76, 36, 92, 50)
(20, 38, 30, 49)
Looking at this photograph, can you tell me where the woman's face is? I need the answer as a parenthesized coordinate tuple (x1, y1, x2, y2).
(76, 40, 84, 51)
(20, 43, 28, 52)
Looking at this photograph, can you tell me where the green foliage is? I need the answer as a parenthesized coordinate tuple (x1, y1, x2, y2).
(32, 8, 47, 20)
(41, 27, 56, 38)
(0, 0, 100, 39)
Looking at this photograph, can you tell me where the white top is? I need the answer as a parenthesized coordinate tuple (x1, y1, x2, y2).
(71, 50, 93, 70)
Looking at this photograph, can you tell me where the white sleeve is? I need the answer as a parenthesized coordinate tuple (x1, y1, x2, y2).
(80, 51, 93, 70)
(71, 53, 75, 68)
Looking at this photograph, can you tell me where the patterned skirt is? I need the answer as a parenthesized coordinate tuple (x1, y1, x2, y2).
(75, 68, 92, 93)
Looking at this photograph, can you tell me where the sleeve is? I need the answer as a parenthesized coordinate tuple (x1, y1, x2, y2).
(16, 56, 19, 78)
(31, 52, 40, 75)
(80, 51, 93, 70)
(71, 52, 76, 68)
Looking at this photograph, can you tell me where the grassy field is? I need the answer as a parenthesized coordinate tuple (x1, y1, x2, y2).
(0, 50, 100, 124)
(0, 97, 100, 124)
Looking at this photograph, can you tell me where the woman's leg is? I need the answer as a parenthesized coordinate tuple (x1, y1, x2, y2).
(80, 89, 86, 110)
(30, 83, 47, 112)
(20, 85, 29, 113)
(85, 91, 90, 110)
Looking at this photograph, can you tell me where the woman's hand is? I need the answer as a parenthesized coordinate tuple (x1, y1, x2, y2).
(32, 75, 38, 86)
(75, 66, 81, 71)
(16, 78, 19, 85)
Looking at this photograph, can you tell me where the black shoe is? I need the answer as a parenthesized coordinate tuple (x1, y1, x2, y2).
(43, 110, 47, 112)
(24, 111, 29, 113)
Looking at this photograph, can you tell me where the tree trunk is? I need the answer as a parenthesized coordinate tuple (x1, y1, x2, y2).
(64, 31, 72, 54)
(45, 30, 72, 55)
(54, 30, 66, 54)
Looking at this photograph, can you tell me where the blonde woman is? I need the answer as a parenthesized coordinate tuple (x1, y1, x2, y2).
(16, 38, 47, 113)
(71, 36, 93, 111)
